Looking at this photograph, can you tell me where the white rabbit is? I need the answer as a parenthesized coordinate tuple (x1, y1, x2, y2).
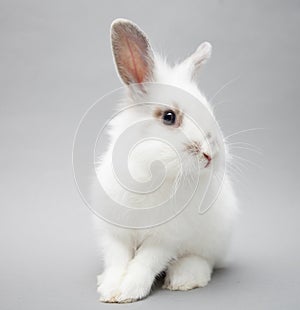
(93, 18, 238, 303)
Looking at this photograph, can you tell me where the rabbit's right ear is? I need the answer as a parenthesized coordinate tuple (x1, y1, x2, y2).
(111, 19, 154, 86)
(182, 42, 212, 79)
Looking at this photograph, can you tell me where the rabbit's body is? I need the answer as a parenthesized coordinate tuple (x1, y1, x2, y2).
(94, 19, 238, 303)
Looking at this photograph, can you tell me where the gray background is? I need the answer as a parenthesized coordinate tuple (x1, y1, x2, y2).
(1, 0, 299, 309)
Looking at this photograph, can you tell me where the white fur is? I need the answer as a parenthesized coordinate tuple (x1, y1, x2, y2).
(93, 19, 238, 303)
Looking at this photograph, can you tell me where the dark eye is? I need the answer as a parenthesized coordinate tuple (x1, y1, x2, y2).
(162, 110, 176, 125)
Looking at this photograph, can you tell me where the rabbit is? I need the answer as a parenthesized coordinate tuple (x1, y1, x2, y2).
(93, 18, 238, 303)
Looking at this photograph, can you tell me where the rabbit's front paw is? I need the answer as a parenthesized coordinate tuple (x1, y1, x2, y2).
(97, 268, 125, 303)
(115, 268, 154, 303)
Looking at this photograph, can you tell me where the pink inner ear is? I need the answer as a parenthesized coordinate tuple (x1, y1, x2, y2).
(112, 23, 153, 85)
(123, 35, 148, 84)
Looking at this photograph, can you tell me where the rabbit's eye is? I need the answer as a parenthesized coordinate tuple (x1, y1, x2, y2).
(162, 110, 176, 125)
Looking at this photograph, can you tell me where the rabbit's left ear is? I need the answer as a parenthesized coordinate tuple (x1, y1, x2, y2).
(182, 42, 212, 79)
(111, 19, 154, 86)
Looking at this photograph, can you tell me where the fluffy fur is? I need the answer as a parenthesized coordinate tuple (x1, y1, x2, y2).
(93, 19, 238, 303)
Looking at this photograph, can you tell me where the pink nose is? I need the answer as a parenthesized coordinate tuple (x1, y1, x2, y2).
(203, 152, 211, 167)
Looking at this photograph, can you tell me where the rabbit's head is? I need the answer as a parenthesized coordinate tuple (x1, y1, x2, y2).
(109, 19, 224, 181)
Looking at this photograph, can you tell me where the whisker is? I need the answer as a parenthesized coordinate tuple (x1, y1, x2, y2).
(232, 160, 251, 173)
(209, 76, 240, 104)
(227, 161, 245, 175)
(225, 165, 245, 182)
(227, 141, 262, 152)
(229, 146, 263, 155)
(212, 101, 234, 113)
(231, 154, 262, 169)
(226, 161, 246, 176)
(224, 127, 265, 141)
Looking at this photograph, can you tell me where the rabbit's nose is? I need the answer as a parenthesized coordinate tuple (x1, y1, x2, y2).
(203, 152, 211, 167)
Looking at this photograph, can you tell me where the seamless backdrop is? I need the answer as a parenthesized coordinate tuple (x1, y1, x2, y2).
(1, 1, 300, 309)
